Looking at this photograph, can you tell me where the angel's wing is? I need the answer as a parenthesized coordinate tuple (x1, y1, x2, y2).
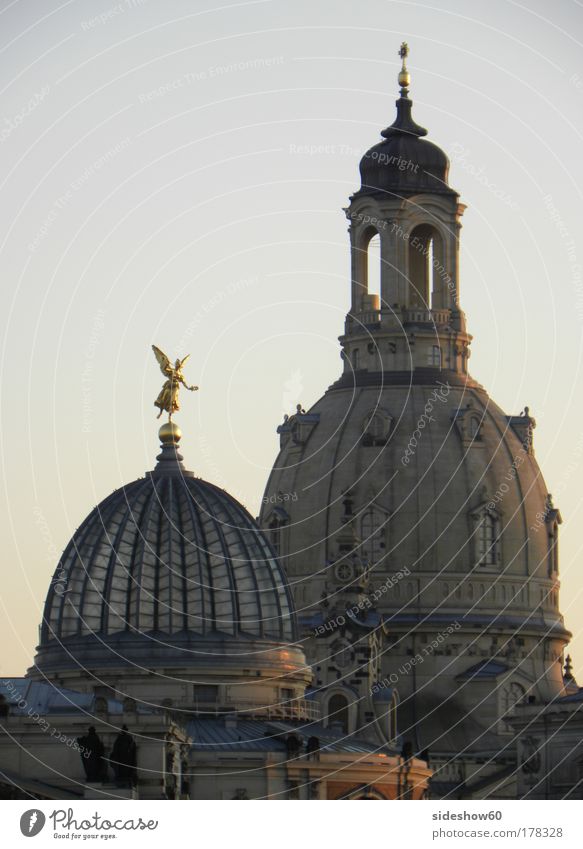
(152, 345, 172, 376)
(178, 353, 190, 369)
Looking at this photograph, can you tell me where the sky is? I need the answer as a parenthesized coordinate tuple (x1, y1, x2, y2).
(0, 0, 582, 677)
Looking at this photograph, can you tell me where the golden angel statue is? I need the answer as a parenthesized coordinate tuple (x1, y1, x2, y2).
(152, 345, 198, 420)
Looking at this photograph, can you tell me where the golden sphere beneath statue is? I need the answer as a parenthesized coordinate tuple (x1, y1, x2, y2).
(398, 70, 410, 87)
(159, 421, 182, 444)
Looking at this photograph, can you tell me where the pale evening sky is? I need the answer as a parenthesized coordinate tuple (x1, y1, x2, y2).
(0, 0, 582, 676)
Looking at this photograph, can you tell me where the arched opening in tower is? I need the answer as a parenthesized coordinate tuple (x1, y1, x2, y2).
(367, 232, 381, 302)
(408, 224, 447, 310)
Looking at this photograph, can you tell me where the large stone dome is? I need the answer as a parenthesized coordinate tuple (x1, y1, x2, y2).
(262, 375, 565, 644)
(35, 425, 296, 680)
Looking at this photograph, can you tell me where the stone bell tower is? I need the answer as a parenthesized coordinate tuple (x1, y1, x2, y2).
(342, 42, 471, 378)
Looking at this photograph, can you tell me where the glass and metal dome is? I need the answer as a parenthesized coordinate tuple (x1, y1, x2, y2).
(35, 423, 295, 676)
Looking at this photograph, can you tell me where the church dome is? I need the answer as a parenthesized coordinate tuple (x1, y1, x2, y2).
(262, 378, 564, 635)
(35, 423, 296, 677)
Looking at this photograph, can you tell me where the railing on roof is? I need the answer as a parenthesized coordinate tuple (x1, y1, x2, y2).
(403, 308, 450, 325)
(346, 307, 451, 330)
(190, 697, 320, 722)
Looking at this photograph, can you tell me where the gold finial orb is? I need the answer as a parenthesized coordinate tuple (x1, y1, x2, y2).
(159, 421, 182, 445)
(398, 68, 411, 87)
(398, 41, 410, 90)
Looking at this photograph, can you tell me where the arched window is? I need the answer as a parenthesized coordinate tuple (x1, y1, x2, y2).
(502, 683, 526, 727)
(327, 693, 350, 733)
(476, 509, 499, 567)
(367, 232, 381, 299)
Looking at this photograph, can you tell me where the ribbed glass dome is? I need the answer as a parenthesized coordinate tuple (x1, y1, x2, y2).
(38, 430, 295, 660)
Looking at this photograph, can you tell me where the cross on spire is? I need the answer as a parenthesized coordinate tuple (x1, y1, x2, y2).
(397, 41, 411, 96)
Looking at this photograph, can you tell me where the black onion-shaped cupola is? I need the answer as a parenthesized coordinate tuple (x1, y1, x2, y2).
(358, 42, 455, 197)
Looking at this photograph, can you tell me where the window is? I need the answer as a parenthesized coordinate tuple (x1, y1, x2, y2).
(353, 349, 359, 369)
(477, 510, 498, 566)
(327, 693, 350, 733)
(428, 345, 442, 367)
(267, 511, 289, 556)
(501, 682, 526, 730)
(469, 416, 482, 440)
(548, 524, 559, 576)
(268, 517, 281, 555)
